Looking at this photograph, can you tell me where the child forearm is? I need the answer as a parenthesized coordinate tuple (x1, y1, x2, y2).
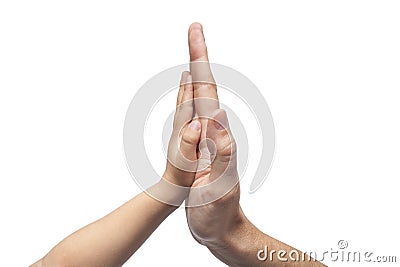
(33, 180, 183, 267)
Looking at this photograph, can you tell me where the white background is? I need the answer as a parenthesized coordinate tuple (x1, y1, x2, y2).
(1, 1, 399, 266)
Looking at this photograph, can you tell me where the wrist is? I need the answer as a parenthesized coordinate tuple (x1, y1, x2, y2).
(163, 168, 195, 188)
(162, 171, 176, 185)
(205, 208, 258, 267)
(145, 176, 190, 207)
(206, 206, 248, 250)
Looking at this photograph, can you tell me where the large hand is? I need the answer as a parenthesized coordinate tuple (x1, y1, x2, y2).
(185, 23, 242, 246)
(185, 24, 327, 267)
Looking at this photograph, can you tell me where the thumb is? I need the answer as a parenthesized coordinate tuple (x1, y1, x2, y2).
(180, 120, 202, 164)
(206, 109, 237, 181)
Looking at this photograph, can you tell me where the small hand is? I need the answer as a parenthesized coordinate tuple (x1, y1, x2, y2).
(163, 71, 202, 187)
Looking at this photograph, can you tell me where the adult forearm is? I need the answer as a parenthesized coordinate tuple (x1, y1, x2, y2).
(207, 208, 327, 267)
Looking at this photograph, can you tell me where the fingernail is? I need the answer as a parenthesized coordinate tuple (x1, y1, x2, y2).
(190, 22, 203, 32)
(189, 120, 201, 131)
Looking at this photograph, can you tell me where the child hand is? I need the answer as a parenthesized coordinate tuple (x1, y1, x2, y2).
(163, 71, 201, 187)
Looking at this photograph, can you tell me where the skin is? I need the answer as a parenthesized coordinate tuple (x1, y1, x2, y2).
(31, 72, 201, 267)
(185, 22, 327, 267)
(31, 23, 327, 267)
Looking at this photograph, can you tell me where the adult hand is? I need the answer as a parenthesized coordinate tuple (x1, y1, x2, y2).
(185, 23, 326, 267)
(185, 22, 242, 247)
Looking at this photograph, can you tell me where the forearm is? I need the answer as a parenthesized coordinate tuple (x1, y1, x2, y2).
(207, 208, 327, 267)
(35, 180, 183, 267)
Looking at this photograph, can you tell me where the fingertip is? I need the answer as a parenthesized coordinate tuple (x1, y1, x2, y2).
(189, 22, 203, 32)
(181, 72, 194, 103)
(186, 73, 192, 84)
(188, 22, 204, 43)
(181, 120, 202, 156)
(188, 22, 208, 62)
(180, 71, 190, 83)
